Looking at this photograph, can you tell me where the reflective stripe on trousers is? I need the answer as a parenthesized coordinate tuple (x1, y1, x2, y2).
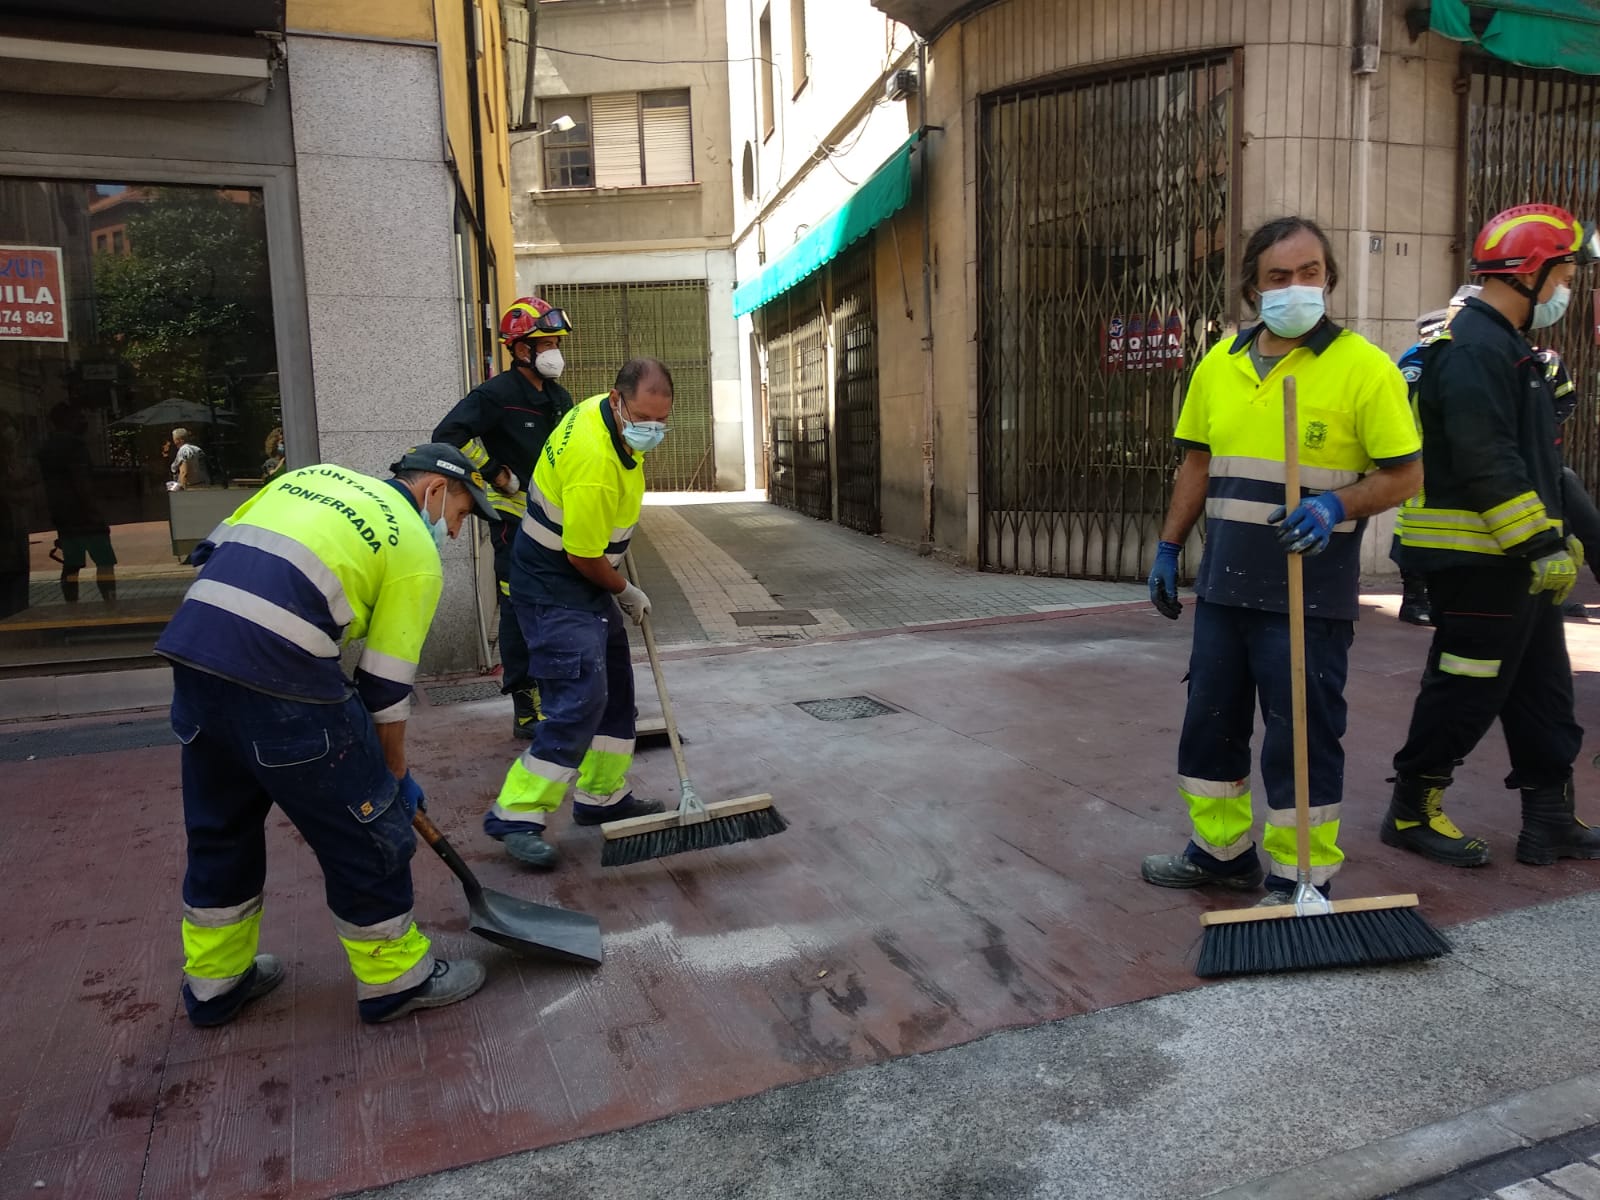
(182, 896, 264, 1000)
(332, 913, 434, 999)
(485, 601, 636, 835)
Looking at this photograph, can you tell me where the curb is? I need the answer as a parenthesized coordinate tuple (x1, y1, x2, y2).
(1205, 1072, 1600, 1200)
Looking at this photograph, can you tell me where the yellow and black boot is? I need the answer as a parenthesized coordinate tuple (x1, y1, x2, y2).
(1380, 771, 1490, 866)
(1516, 777, 1600, 865)
(511, 687, 543, 740)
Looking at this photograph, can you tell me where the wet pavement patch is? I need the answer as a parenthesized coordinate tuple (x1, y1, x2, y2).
(425, 682, 505, 705)
(795, 695, 899, 721)
(0, 717, 174, 761)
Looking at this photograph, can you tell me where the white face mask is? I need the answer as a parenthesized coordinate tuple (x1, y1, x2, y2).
(534, 348, 565, 379)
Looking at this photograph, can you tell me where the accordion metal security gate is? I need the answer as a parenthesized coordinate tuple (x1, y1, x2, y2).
(977, 54, 1238, 578)
(537, 280, 715, 491)
(759, 242, 881, 531)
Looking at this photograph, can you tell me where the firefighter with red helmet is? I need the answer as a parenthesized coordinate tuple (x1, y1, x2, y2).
(433, 298, 575, 738)
(1387, 204, 1600, 868)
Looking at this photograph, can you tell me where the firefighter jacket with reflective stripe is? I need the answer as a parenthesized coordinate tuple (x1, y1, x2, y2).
(432, 368, 572, 521)
(154, 466, 443, 719)
(1396, 298, 1567, 572)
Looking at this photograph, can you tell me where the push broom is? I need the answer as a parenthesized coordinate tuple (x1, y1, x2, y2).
(1195, 375, 1451, 978)
(599, 551, 788, 867)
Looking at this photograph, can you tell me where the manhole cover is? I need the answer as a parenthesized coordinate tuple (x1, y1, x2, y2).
(426, 682, 504, 705)
(795, 696, 898, 721)
(733, 609, 819, 627)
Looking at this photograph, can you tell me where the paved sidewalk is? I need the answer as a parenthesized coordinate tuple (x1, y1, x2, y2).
(7, 496, 1600, 1199)
(629, 499, 1145, 648)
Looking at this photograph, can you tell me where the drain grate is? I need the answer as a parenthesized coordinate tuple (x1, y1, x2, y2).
(733, 609, 819, 627)
(795, 695, 898, 722)
(426, 682, 505, 706)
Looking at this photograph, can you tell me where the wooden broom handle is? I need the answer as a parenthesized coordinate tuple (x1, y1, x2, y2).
(1282, 376, 1313, 879)
(621, 550, 693, 790)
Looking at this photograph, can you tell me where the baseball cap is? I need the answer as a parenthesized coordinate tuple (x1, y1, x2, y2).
(390, 442, 497, 521)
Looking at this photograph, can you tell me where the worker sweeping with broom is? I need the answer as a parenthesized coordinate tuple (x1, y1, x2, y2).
(1141, 216, 1423, 907)
(482, 358, 674, 869)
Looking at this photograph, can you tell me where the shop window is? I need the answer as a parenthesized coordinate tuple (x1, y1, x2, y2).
(0, 178, 281, 668)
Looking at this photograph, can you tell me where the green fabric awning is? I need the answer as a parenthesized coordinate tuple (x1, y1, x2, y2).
(1427, 0, 1600, 74)
(733, 134, 918, 318)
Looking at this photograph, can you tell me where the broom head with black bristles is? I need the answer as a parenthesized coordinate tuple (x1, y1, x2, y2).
(1196, 886, 1451, 979)
(600, 787, 788, 868)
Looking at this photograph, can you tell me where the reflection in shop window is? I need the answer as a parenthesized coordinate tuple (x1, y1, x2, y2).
(0, 178, 281, 670)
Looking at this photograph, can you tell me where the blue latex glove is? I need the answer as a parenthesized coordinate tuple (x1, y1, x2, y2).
(1148, 540, 1183, 619)
(1268, 491, 1346, 556)
(397, 771, 426, 818)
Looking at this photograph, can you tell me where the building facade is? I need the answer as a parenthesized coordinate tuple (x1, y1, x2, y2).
(732, 0, 1600, 583)
(0, 0, 517, 715)
(511, 0, 747, 493)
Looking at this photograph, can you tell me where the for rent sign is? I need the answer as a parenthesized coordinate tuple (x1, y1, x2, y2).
(0, 245, 67, 342)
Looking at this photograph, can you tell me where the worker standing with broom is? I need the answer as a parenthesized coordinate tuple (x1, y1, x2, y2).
(1388, 204, 1600, 868)
(483, 358, 672, 869)
(1141, 216, 1422, 905)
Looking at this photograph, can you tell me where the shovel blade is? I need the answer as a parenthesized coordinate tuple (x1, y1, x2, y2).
(467, 886, 603, 967)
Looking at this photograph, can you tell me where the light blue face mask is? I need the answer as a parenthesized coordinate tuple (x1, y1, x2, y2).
(615, 398, 668, 453)
(426, 486, 448, 550)
(1531, 283, 1571, 330)
(1258, 284, 1327, 338)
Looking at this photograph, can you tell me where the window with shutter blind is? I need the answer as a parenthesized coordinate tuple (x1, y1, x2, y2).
(642, 90, 693, 185)
(591, 92, 642, 187)
(539, 90, 697, 191)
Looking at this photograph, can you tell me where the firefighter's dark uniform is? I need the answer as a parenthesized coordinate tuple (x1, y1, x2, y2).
(433, 368, 572, 731)
(1392, 297, 1598, 865)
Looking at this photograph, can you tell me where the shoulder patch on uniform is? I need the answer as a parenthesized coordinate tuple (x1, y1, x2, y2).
(1401, 363, 1423, 383)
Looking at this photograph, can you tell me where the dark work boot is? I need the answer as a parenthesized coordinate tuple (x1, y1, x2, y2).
(511, 688, 541, 740)
(60, 572, 79, 603)
(572, 793, 665, 827)
(503, 827, 558, 870)
(1380, 772, 1490, 866)
(1140, 852, 1263, 891)
(1516, 778, 1600, 866)
(1398, 571, 1432, 626)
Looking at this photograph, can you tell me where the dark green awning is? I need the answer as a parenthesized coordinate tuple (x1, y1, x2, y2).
(1426, 0, 1600, 74)
(733, 135, 917, 318)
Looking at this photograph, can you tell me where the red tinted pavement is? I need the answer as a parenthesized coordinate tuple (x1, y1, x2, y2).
(4, 591, 1600, 1198)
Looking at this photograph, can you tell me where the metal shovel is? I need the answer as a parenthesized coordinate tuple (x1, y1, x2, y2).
(414, 811, 602, 966)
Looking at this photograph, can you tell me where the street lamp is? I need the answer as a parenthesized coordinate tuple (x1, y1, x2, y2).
(535, 114, 575, 136)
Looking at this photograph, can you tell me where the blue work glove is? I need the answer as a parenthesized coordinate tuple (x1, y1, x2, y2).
(1148, 540, 1183, 619)
(397, 771, 427, 818)
(1268, 491, 1346, 556)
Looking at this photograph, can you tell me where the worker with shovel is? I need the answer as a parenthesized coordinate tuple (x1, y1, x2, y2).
(1389, 204, 1600, 868)
(1141, 216, 1421, 904)
(483, 358, 672, 869)
(155, 445, 497, 1026)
